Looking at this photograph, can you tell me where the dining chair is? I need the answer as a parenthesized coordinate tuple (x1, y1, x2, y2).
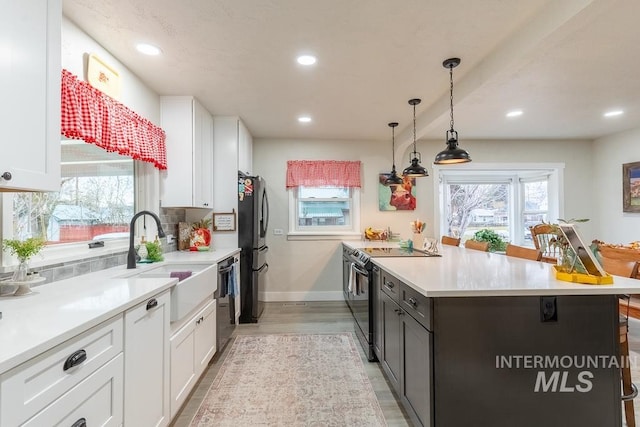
(441, 235, 461, 247)
(464, 240, 489, 252)
(596, 242, 640, 427)
(529, 223, 561, 264)
(505, 244, 542, 261)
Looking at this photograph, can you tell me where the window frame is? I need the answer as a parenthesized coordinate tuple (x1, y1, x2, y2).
(434, 163, 564, 246)
(0, 160, 158, 272)
(287, 186, 361, 240)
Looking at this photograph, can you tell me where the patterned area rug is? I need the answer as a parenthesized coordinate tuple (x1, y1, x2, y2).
(190, 333, 387, 426)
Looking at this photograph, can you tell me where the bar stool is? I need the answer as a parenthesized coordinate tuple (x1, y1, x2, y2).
(596, 243, 640, 426)
(464, 240, 489, 252)
(505, 244, 542, 261)
(441, 235, 461, 247)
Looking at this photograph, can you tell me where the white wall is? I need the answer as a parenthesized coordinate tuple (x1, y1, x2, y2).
(592, 127, 640, 243)
(254, 136, 595, 301)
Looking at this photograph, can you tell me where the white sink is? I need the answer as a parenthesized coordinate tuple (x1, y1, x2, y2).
(119, 263, 217, 321)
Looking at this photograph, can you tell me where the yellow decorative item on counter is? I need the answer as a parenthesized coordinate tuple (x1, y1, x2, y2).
(553, 266, 613, 285)
(364, 227, 388, 240)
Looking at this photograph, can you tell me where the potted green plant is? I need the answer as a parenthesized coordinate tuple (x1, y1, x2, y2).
(472, 229, 507, 252)
(2, 237, 46, 295)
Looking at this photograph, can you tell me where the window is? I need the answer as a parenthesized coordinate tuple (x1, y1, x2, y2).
(11, 140, 135, 244)
(436, 164, 562, 246)
(289, 186, 360, 235)
(286, 160, 361, 238)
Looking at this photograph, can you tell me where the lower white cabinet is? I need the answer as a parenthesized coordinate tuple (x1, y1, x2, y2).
(124, 290, 171, 427)
(23, 353, 124, 427)
(0, 315, 124, 426)
(170, 299, 217, 418)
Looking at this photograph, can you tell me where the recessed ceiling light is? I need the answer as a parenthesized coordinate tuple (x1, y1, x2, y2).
(298, 116, 312, 123)
(136, 43, 162, 56)
(506, 110, 523, 118)
(296, 55, 317, 66)
(603, 110, 624, 117)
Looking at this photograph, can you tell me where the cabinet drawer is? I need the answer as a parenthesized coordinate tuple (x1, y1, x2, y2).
(401, 284, 432, 331)
(23, 353, 123, 427)
(381, 270, 401, 303)
(1, 315, 123, 427)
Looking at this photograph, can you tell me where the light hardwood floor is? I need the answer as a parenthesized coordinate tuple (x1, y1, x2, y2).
(171, 301, 640, 427)
(170, 301, 412, 426)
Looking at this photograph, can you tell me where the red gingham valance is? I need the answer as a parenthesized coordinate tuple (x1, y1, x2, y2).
(60, 69, 167, 170)
(286, 160, 361, 188)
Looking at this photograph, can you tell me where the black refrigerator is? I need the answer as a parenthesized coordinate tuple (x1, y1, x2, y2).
(238, 172, 269, 323)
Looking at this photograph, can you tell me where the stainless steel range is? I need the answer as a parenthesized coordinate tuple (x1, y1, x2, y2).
(342, 245, 440, 361)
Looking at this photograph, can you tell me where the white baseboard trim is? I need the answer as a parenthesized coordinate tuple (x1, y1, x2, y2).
(260, 291, 344, 302)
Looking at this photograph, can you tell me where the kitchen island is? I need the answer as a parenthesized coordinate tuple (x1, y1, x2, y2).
(363, 244, 640, 427)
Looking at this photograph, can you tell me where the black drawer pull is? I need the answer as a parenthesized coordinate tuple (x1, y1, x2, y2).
(385, 280, 395, 289)
(146, 298, 158, 310)
(63, 349, 87, 371)
(71, 418, 87, 427)
(408, 297, 418, 307)
(1, 172, 11, 181)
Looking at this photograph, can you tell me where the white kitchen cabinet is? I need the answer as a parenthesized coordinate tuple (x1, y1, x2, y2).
(23, 353, 124, 427)
(0, 315, 123, 426)
(160, 96, 214, 208)
(169, 298, 216, 418)
(213, 116, 253, 248)
(0, 0, 61, 192)
(124, 290, 171, 427)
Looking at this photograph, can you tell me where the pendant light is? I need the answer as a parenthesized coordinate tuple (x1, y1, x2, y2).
(402, 98, 429, 177)
(384, 122, 404, 186)
(434, 58, 472, 164)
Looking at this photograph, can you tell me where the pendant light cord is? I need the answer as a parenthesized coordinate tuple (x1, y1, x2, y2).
(449, 64, 455, 132)
(412, 102, 417, 154)
(392, 125, 396, 167)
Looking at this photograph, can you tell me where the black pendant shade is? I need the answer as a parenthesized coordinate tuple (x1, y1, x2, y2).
(403, 98, 428, 177)
(434, 58, 471, 165)
(384, 122, 404, 186)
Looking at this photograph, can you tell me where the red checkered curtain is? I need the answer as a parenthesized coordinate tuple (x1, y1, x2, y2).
(286, 160, 361, 188)
(60, 69, 167, 170)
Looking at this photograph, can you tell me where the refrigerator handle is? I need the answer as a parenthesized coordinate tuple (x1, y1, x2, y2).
(261, 186, 270, 236)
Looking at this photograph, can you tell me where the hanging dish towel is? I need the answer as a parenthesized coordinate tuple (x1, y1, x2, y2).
(348, 264, 360, 296)
(228, 264, 238, 297)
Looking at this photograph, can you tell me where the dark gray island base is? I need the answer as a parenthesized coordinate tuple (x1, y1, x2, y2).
(375, 267, 621, 427)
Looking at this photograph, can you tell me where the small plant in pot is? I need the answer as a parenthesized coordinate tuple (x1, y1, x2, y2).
(2, 237, 46, 281)
(472, 229, 507, 253)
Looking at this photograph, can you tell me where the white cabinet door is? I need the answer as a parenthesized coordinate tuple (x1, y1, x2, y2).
(0, 0, 61, 192)
(169, 315, 197, 419)
(238, 118, 253, 175)
(124, 290, 171, 427)
(160, 96, 214, 208)
(169, 299, 217, 418)
(23, 353, 124, 427)
(194, 299, 217, 375)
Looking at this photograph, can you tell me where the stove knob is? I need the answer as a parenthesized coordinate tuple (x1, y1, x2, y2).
(353, 250, 359, 257)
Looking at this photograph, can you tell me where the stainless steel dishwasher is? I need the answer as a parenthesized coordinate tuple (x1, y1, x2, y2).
(215, 254, 239, 353)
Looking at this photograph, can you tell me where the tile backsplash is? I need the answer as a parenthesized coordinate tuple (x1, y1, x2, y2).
(0, 208, 186, 287)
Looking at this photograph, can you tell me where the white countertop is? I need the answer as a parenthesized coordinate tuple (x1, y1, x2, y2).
(0, 247, 239, 374)
(343, 242, 640, 297)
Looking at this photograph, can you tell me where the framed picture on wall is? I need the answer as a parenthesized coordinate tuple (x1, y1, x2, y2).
(623, 161, 640, 213)
(378, 173, 417, 211)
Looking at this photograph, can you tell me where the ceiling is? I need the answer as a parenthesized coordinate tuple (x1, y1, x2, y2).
(63, 0, 640, 149)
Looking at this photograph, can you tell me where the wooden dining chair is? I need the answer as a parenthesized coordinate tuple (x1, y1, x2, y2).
(529, 223, 561, 264)
(464, 240, 489, 252)
(441, 235, 461, 247)
(596, 243, 640, 427)
(505, 244, 542, 261)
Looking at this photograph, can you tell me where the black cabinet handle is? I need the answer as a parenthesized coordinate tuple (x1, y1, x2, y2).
(408, 297, 418, 307)
(196, 316, 205, 325)
(1, 172, 11, 181)
(146, 298, 158, 310)
(63, 349, 87, 371)
(71, 418, 87, 427)
(385, 279, 395, 289)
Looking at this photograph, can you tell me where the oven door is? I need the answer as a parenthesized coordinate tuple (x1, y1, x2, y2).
(348, 262, 370, 340)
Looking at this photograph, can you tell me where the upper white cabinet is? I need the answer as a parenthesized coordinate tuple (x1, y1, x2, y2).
(160, 96, 214, 208)
(0, 0, 61, 192)
(214, 116, 253, 176)
(238, 119, 253, 175)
